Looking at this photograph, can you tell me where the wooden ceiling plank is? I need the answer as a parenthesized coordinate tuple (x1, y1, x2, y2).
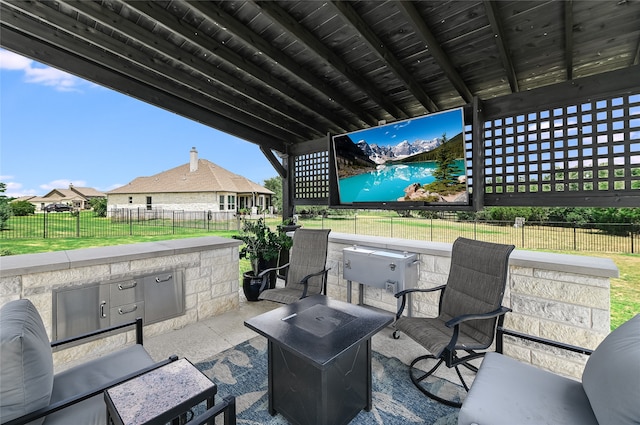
(483, 0, 519, 93)
(254, 0, 409, 120)
(64, 0, 315, 141)
(396, 1, 474, 104)
(0, 2, 296, 148)
(564, 0, 574, 80)
(330, 0, 439, 113)
(128, 1, 353, 136)
(185, 0, 378, 129)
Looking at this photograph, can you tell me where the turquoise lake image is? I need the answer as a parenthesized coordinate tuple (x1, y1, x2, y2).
(338, 160, 465, 203)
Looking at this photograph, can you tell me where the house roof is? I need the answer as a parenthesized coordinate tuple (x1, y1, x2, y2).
(2, 1, 638, 155)
(107, 159, 274, 196)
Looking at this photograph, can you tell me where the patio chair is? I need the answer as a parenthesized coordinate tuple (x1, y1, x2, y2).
(393, 237, 515, 407)
(258, 228, 331, 304)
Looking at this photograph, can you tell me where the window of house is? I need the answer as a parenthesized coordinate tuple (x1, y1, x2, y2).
(128, 196, 133, 204)
(228, 195, 236, 210)
(219, 195, 225, 210)
(146, 196, 152, 210)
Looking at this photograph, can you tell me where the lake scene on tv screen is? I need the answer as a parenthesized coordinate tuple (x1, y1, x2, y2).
(333, 108, 468, 204)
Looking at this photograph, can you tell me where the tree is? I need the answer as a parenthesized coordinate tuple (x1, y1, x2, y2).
(90, 198, 107, 217)
(263, 176, 283, 214)
(10, 200, 35, 216)
(0, 183, 12, 230)
(431, 133, 460, 186)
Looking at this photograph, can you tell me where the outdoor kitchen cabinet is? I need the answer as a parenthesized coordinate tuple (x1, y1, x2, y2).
(53, 269, 184, 341)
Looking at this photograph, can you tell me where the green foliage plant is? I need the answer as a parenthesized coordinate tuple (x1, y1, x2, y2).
(9, 200, 35, 216)
(90, 198, 107, 217)
(232, 218, 291, 276)
(0, 183, 11, 230)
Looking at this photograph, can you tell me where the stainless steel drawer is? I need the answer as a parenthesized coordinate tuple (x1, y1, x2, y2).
(109, 279, 143, 306)
(110, 301, 144, 326)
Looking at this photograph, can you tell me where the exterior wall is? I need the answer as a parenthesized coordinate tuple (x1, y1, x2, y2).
(108, 192, 221, 212)
(325, 232, 618, 380)
(0, 237, 240, 367)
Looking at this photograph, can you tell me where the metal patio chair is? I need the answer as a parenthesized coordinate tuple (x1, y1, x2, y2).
(258, 228, 331, 304)
(393, 237, 515, 407)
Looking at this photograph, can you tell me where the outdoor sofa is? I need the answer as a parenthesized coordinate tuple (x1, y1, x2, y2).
(458, 314, 640, 425)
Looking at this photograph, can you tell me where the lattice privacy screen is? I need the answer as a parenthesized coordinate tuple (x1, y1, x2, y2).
(293, 150, 330, 203)
(483, 92, 640, 206)
(292, 92, 640, 208)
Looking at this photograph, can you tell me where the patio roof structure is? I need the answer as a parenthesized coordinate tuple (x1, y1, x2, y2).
(2, 1, 639, 212)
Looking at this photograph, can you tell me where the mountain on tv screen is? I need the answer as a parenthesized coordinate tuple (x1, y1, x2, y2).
(332, 108, 468, 205)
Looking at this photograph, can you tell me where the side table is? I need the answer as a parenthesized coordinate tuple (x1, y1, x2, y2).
(105, 358, 216, 425)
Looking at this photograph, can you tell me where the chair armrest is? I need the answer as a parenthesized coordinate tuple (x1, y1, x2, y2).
(2, 356, 179, 425)
(394, 285, 446, 319)
(52, 317, 145, 348)
(498, 328, 593, 355)
(299, 267, 331, 298)
(445, 306, 512, 328)
(257, 263, 289, 278)
(189, 395, 237, 425)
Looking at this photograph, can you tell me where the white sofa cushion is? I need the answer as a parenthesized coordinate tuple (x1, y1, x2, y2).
(582, 314, 640, 425)
(0, 299, 54, 425)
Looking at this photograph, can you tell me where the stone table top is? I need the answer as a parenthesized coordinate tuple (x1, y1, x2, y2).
(105, 358, 216, 425)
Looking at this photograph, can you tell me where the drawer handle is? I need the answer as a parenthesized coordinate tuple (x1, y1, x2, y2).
(155, 274, 173, 283)
(100, 301, 107, 318)
(118, 281, 137, 290)
(118, 305, 138, 315)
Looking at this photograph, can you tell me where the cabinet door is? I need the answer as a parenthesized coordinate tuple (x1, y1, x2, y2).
(143, 270, 184, 324)
(53, 284, 110, 341)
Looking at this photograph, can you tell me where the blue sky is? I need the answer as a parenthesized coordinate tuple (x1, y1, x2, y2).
(343, 108, 464, 147)
(0, 49, 276, 198)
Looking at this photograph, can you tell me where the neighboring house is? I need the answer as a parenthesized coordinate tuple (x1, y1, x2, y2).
(107, 147, 274, 214)
(26, 185, 106, 211)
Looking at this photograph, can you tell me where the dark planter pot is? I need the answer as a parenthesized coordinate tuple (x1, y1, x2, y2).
(242, 272, 264, 302)
(258, 258, 278, 289)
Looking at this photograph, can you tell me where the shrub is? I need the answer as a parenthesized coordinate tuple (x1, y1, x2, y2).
(10, 200, 35, 216)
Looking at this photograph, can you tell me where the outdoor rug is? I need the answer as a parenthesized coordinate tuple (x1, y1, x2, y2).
(194, 337, 460, 425)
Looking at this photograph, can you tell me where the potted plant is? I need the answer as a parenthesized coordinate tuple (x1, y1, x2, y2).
(233, 218, 291, 301)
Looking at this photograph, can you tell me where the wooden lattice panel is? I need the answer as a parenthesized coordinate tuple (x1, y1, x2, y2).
(483, 93, 640, 206)
(293, 151, 330, 202)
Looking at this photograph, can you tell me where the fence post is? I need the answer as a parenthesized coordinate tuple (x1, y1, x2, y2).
(521, 222, 525, 248)
(573, 226, 577, 251)
(390, 216, 393, 238)
(43, 212, 47, 239)
(76, 212, 80, 237)
(129, 209, 133, 236)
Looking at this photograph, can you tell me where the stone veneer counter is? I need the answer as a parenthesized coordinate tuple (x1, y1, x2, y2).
(324, 232, 619, 379)
(0, 236, 242, 366)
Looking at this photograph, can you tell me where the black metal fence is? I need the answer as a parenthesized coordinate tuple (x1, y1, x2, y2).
(297, 215, 639, 254)
(1, 209, 237, 239)
(2, 209, 638, 253)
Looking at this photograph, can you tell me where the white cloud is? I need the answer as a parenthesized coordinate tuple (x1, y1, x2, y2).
(0, 49, 84, 92)
(40, 179, 87, 191)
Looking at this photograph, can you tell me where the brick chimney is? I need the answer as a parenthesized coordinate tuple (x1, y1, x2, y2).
(190, 147, 198, 172)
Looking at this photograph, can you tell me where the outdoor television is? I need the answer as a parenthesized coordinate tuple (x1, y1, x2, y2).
(329, 107, 469, 209)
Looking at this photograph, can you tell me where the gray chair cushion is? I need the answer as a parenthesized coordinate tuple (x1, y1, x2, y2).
(458, 352, 598, 425)
(0, 299, 54, 425)
(582, 314, 640, 425)
(44, 345, 155, 425)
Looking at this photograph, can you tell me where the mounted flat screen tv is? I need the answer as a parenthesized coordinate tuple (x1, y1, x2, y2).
(330, 107, 469, 208)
